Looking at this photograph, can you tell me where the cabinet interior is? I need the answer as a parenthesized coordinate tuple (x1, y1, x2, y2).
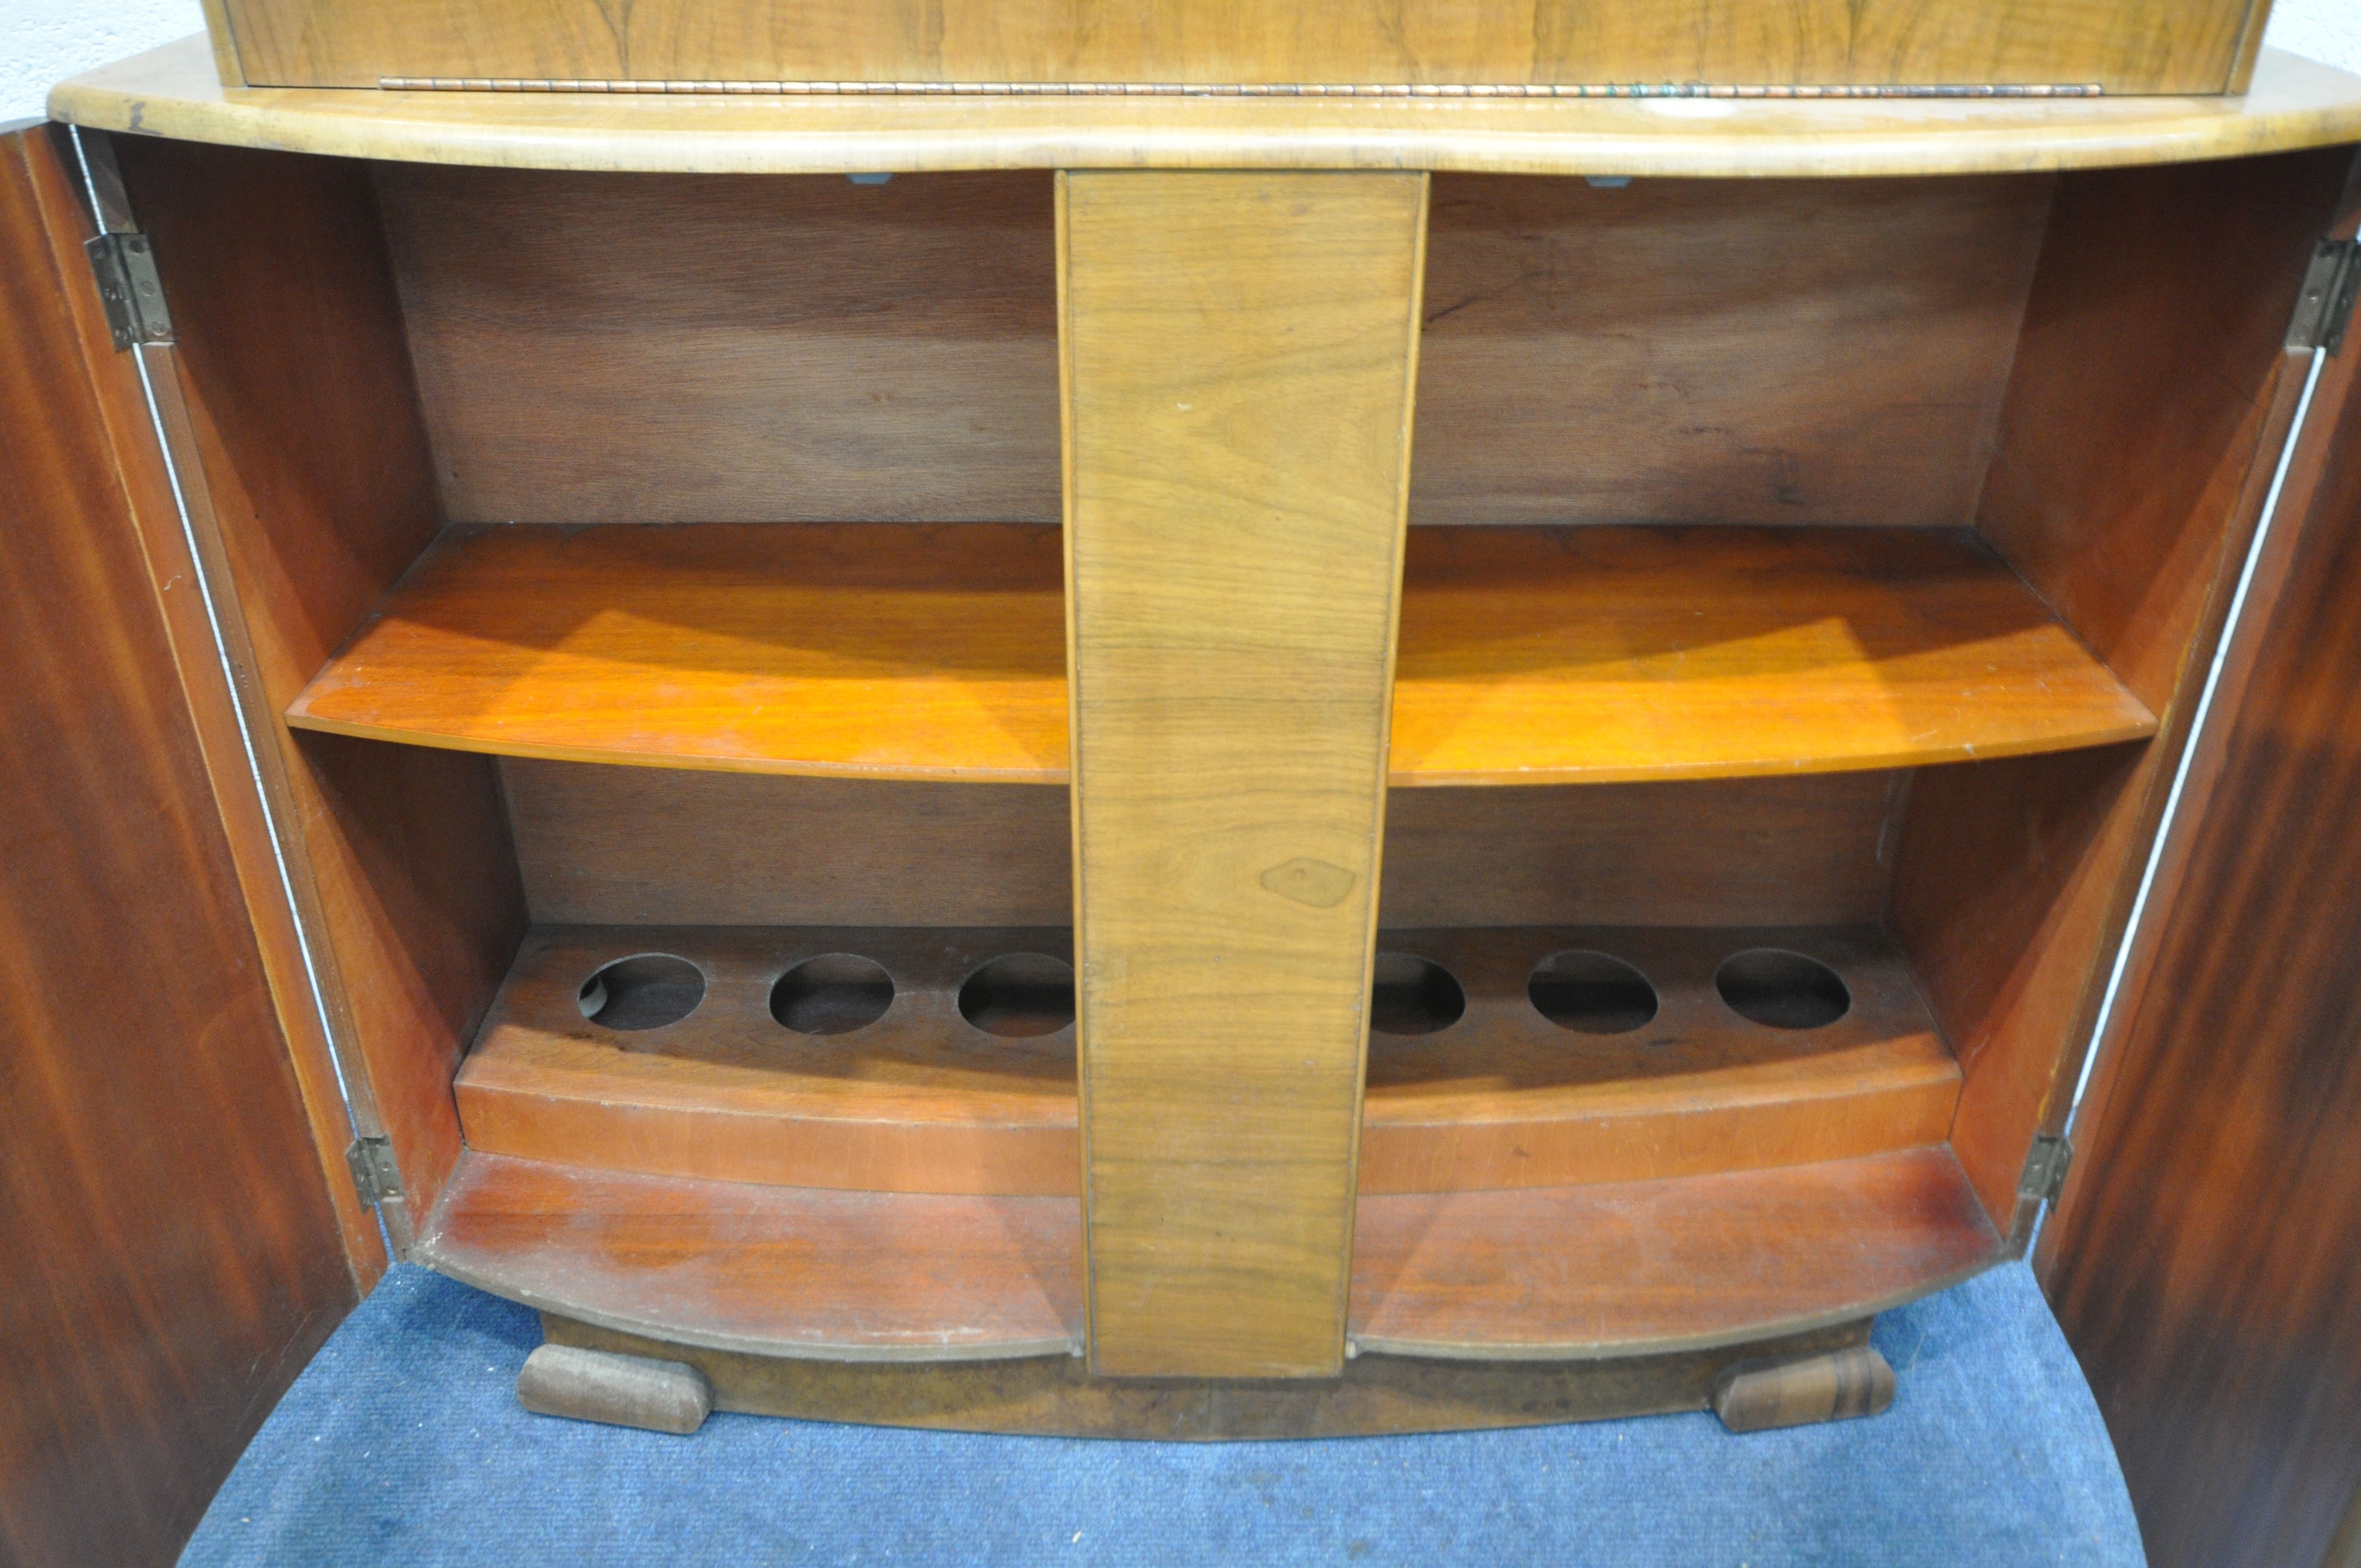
(112, 133, 2351, 1358)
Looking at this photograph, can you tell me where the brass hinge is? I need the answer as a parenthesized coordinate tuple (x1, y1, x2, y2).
(345, 1135, 403, 1208)
(2020, 1134, 2075, 1206)
(84, 231, 173, 350)
(2287, 238, 2361, 356)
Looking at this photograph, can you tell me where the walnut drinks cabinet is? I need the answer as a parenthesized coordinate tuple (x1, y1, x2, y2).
(14, 26, 2361, 1457)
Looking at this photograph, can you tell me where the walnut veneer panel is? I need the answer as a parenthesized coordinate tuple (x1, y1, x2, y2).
(1059, 170, 1426, 1377)
(2041, 263, 2361, 1568)
(0, 126, 353, 1568)
(217, 0, 2259, 92)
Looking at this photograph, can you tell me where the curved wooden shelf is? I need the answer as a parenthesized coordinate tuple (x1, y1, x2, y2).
(1348, 1146, 2004, 1358)
(53, 39, 2361, 180)
(416, 1151, 1085, 1360)
(292, 524, 1070, 784)
(416, 1146, 1996, 1362)
(288, 521, 2155, 786)
(453, 923, 1961, 1197)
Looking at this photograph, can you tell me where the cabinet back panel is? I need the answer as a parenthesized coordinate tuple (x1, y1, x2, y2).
(381, 165, 2051, 532)
(1413, 173, 2052, 528)
(377, 165, 1062, 525)
(504, 760, 1897, 929)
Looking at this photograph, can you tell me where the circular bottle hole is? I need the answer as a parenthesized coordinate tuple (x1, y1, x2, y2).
(958, 953, 1076, 1038)
(1715, 948, 1851, 1031)
(1528, 949, 1659, 1035)
(770, 953, 895, 1036)
(578, 953, 705, 1032)
(1370, 951, 1466, 1036)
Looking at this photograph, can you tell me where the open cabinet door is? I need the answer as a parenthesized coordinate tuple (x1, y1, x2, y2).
(0, 121, 361, 1567)
(2037, 175, 2361, 1568)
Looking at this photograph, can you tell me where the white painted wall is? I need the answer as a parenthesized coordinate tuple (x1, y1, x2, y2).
(4, 0, 2360, 124)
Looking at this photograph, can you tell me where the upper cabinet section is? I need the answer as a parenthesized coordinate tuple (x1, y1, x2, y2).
(49, 39, 2361, 181)
(211, 0, 2263, 95)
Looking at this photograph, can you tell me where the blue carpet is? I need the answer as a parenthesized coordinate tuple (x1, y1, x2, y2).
(182, 1261, 2140, 1566)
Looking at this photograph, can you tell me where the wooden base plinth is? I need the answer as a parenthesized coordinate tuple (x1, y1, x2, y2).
(540, 1313, 1872, 1440)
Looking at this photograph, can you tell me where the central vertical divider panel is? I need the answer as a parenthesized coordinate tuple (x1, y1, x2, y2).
(1058, 170, 1430, 1378)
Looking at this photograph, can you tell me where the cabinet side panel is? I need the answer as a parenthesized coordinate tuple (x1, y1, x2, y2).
(116, 136, 528, 1241)
(221, 0, 2253, 94)
(1896, 149, 2351, 1228)
(0, 128, 353, 1568)
(2041, 344, 2361, 1568)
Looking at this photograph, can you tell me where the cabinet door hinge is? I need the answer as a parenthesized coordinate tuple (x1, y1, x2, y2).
(345, 1135, 403, 1208)
(84, 231, 174, 350)
(2020, 1134, 2074, 1206)
(2287, 238, 2361, 356)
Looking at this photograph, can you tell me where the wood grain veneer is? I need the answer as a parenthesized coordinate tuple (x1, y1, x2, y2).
(0, 125, 353, 1568)
(214, 0, 2262, 94)
(286, 523, 2153, 785)
(1058, 169, 1426, 1378)
(53, 41, 2361, 182)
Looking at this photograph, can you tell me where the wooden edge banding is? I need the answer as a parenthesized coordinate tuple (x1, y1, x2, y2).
(543, 1313, 1871, 1439)
(13, 125, 387, 1286)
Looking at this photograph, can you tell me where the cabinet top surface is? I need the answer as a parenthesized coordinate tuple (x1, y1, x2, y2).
(49, 35, 2361, 177)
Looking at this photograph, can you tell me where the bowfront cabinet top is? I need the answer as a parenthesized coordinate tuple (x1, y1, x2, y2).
(47, 35, 2361, 178)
